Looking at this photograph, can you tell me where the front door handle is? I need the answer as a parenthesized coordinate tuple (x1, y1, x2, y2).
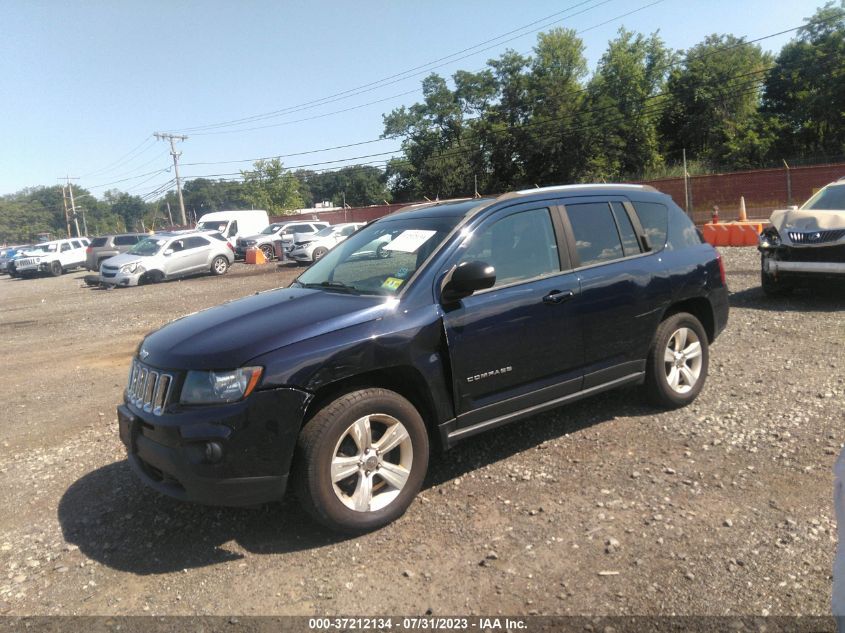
(542, 289, 575, 304)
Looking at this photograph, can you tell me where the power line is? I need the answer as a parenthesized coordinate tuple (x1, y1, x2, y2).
(169, 0, 619, 134)
(80, 136, 155, 178)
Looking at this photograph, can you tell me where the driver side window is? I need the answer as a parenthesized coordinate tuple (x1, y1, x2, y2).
(461, 208, 560, 288)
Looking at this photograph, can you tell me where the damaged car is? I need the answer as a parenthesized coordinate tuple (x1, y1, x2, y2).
(759, 178, 845, 295)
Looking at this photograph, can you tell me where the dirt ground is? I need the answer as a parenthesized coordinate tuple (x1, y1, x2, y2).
(0, 249, 843, 617)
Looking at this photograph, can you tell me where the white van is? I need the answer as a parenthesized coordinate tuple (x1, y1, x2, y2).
(196, 210, 269, 246)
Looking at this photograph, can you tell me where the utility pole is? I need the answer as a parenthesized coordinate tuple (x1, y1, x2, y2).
(67, 180, 81, 236)
(60, 184, 71, 237)
(154, 132, 188, 225)
(60, 177, 81, 236)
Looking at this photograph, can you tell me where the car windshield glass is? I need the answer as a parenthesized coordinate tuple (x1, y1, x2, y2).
(196, 221, 228, 232)
(37, 244, 58, 253)
(295, 216, 460, 296)
(128, 238, 165, 256)
(802, 185, 845, 211)
(313, 227, 334, 238)
(261, 224, 283, 235)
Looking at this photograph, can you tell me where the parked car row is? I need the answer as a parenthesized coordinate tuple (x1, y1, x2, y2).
(6, 238, 91, 277)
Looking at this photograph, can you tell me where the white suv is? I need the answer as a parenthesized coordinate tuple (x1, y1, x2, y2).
(10, 238, 90, 277)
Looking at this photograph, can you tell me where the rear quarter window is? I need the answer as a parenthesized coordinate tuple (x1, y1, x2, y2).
(632, 201, 668, 251)
(666, 206, 704, 250)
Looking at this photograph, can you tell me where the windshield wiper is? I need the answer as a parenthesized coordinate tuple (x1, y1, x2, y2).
(302, 281, 361, 294)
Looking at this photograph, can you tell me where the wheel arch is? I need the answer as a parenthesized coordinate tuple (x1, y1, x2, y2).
(303, 366, 444, 451)
(660, 297, 715, 342)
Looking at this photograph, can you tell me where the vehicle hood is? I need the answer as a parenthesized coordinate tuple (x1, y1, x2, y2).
(19, 249, 50, 257)
(101, 252, 144, 268)
(770, 208, 845, 233)
(239, 233, 270, 242)
(139, 287, 390, 370)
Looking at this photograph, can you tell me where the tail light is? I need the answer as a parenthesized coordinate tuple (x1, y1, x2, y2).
(227, 242, 234, 252)
(86, 246, 92, 254)
(716, 251, 726, 285)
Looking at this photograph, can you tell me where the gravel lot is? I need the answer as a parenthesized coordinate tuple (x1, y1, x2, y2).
(0, 249, 843, 617)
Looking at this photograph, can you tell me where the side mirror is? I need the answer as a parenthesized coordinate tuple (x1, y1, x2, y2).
(441, 260, 496, 304)
(164, 248, 173, 256)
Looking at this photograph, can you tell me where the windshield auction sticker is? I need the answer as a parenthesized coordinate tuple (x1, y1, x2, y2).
(383, 230, 437, 253)
(381, 277, 404, 291)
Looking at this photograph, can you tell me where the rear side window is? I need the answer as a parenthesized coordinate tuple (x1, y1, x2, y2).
(91, 237, 108, 247)
(71, 240, 82, 248)
(632, 201, 668, 250)
(610, 202, 641, 257)
(566, 202, 624, 266)
(183, 236, 210, 249)
(114, 235, 139, 246)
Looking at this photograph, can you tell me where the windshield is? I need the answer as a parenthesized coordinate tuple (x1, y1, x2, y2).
(128, 237, 166, 256)
(196, 221, 228, 232)
(313, 227, 335, 238)
(802, 185, 845, 211)
(295, 216, 460, 296)
(29, 243, 57, 253)
(261, 223, 284, 235)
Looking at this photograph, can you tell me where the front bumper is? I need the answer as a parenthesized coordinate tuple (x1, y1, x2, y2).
(290, 248, 313, 262)
(100, 271, 143, 287)
(118, 386, 311, 506)
(761, 243, 845, 279)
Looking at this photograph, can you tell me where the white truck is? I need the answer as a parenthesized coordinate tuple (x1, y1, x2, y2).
(195, 210, 269, 247)
(10, 238, 90, 277)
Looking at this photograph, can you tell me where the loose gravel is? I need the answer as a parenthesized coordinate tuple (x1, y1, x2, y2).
(0, 250, 842, 616)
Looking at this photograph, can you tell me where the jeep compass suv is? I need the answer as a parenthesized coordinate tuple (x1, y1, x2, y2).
(117, 184, 728, 532)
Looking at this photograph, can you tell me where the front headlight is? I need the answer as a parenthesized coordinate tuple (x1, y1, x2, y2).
(180, 367, 264, 404)
(119, 262, 145, 274)
(35, 258, 41, 263)
(759, 228, 781, 249)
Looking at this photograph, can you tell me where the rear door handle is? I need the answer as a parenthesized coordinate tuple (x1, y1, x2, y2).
(542, 289, 575, 305)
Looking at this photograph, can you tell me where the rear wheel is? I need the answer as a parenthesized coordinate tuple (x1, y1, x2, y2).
(312, 247, 328, 262)
(211, 256, 229, 276)
(645, 312, 709, 409)
(294, 388, 429, 533)
(49, 261, 63, 277)
(260, 244, 274, 261)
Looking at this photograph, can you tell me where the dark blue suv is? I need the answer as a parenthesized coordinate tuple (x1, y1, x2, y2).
(118, 184, 729, 532)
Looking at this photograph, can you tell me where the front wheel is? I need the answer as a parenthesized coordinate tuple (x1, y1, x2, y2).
(211, 256, 229, 276)
(645, 312, 709, 409)
(761, 270, 792, 297)
(260, 244, 274, 261)
(49, 261, 63, 277)
(312, 247, 328, 262)
(294, 388, 429, 533)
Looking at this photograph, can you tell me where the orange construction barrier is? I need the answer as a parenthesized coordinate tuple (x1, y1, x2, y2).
(702, 221, 765, 247)
(245, 247, 267, 265)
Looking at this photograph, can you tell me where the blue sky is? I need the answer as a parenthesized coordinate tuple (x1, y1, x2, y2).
(0, 0, 825, 198)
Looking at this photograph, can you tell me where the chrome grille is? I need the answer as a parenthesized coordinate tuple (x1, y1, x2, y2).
(126, 359, 174, 415)
(788, 229, 845, 245)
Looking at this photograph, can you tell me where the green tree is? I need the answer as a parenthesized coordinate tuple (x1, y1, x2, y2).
(762, 2, 845, 158)
(240, 158, 305, 214)
(583, 29, 674, 179)
(659, 34, 773, 168)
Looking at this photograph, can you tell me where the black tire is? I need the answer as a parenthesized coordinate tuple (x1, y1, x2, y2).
(761, 270, 792, 297)
(645, 312, 709, 409)
(49, 261, 63, 277)
(293, 388, 429, 533)
(210, 256, 229, 276)
(260, 244, 274, 261)
(312, 247, 328, 262)
(139, 270, 164, 285)
(376, 243, 391, 259)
